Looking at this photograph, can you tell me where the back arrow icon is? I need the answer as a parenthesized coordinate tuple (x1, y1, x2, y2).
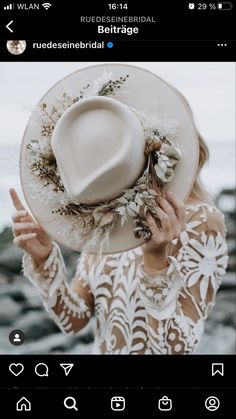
(6, 20, 13, 33)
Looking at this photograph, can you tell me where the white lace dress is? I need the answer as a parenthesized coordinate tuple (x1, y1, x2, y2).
(23, 203, 228, 354)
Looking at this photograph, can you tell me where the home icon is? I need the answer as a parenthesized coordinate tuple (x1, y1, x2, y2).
(16, 397, 31, 411)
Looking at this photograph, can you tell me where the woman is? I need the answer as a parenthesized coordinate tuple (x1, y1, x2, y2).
(7, 40, 26, 55)
(10, 92, 228, 354)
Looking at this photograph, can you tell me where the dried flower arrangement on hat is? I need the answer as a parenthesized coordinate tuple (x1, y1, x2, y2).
(26, 71, 181, 251)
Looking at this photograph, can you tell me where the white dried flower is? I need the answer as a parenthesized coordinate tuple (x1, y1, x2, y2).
(154, 144, 181, 184)
(90, 70, 113, 96)
(162, 144, 181, 162)
(40, 144, 55, 161)
(99, 211, 115, 227)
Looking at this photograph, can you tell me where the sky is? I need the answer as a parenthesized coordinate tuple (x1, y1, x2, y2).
(0, 62, 234, 146)
(0, 62, 235, 230)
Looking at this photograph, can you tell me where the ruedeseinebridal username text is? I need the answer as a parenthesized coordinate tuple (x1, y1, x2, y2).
(32, 41, 105, 49)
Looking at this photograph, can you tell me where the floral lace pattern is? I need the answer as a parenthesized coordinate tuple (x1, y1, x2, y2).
(23, 243, 92, 335)
(23, 203, 228, 354)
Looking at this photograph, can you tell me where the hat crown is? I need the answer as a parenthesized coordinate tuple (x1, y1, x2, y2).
(51, 96, 146, 203)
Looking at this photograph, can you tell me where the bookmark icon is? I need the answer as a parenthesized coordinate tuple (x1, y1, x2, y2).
(212, 363, 224, 376)
(60, 363, 74, 376)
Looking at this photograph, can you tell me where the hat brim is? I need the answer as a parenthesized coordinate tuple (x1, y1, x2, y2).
(20, 63, 199, 254)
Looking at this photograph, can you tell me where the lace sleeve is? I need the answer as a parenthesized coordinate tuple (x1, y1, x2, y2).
(137, 207, 228, 354)
(22, 243, 94, 334)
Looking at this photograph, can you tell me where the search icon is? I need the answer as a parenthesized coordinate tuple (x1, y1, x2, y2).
(35, 363, 49, 377)
(64, 396, 78, 411)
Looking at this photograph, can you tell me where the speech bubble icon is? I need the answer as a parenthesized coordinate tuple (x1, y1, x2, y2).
(35, 363, 49, 377)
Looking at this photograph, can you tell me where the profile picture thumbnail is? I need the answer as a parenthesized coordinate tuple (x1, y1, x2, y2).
(6, 40, 27, 55)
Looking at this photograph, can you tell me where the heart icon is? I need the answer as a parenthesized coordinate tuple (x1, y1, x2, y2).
(9, 363, 24, 376)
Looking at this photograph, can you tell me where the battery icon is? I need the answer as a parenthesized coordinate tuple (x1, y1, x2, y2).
(217, 2, 233, 9)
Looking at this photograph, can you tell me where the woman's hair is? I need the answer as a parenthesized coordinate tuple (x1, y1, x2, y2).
(171, 85, 214, 204)
(190, 132, 214, 204)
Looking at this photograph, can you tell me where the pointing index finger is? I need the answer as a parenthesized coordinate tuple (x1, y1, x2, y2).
(9, 188, 26, 211)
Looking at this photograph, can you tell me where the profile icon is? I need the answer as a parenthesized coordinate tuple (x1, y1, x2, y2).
(9, 329, 25, 346)
(6, 40, 26, 55)
(205, 396, 220, 412)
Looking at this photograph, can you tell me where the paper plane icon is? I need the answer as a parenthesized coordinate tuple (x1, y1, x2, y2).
(60, 363, 74, 376)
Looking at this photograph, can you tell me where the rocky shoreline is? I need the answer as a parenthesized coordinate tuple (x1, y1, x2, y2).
(0, 238, 95, 354)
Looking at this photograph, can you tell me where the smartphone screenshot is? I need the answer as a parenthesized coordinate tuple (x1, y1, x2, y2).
(0, 1, 235, 417)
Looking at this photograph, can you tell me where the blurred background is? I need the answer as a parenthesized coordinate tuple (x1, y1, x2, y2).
(0, 62, 235, 354)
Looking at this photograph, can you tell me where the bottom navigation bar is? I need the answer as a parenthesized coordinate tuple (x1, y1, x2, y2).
(1, 388, 234, 417)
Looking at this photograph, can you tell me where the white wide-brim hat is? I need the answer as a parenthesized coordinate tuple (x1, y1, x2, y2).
(20, 64, 199, 254)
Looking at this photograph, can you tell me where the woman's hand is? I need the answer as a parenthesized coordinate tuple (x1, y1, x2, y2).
(10, 188, 53, 267)
(142, 191, 186, 271)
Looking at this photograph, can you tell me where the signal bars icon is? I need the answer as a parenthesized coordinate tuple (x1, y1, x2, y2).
(3, 3, 52, 10)
(4, 4, 14, 10)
